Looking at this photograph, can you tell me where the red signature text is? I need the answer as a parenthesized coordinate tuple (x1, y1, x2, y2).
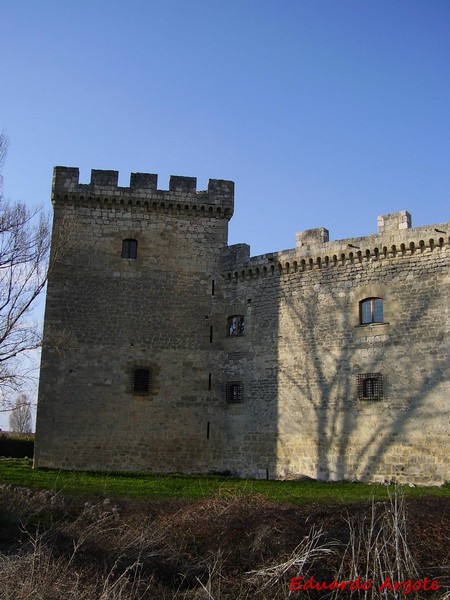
(290, 576, 371, 592)
(290, 576, 441, 594)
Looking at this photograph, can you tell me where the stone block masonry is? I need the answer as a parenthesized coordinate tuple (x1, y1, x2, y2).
(34, 167, 450, 485)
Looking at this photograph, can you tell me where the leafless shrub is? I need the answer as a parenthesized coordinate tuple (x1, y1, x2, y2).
(246, 525, 337, 592)
(0, 493, 163, 599)
(0, 534, 95, 599)
(332, 491, 420, 599)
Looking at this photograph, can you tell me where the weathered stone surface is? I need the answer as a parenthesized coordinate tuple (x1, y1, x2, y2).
(34, 167, 450, 485)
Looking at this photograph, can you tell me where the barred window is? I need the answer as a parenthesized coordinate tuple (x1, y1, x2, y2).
(228, 315, 245, 336)
(360, 298, 383, 324)
(357, 373, 384, 401)
(133, 368, 151, 395)
(226, 381, 243, 403)
(122, 238, 138, 259)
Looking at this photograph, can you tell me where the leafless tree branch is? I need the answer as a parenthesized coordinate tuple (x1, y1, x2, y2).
(0, 133, 51, 399)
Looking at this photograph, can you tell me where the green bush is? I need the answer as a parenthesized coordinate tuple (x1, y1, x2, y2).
(0, 434, 34, 458)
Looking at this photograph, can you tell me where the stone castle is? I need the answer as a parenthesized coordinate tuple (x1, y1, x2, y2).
(34, 167, 450, 485)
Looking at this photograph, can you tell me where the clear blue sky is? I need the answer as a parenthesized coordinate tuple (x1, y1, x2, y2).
(1, 0, 449, 427)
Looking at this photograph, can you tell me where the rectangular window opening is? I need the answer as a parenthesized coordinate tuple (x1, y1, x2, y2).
(122, 238, 138, 260)
(357, 373, 383, 401)
(227, 315, 245, 336)
(133, 367, 151, 395)
(226, 381, 244, 404)
(360, 298, 383, 324)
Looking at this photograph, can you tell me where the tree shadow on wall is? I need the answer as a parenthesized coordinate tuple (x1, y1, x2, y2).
(277, 262, 449, 483)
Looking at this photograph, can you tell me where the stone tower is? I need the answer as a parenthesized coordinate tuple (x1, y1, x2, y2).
(34, 167, 236, 472)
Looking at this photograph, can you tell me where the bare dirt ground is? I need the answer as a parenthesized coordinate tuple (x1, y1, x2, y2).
(0, 486, 448, 599)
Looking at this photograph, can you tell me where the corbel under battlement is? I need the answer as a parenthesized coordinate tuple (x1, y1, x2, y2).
(224, 212, 450, 281)
(52, 167, 234, 218)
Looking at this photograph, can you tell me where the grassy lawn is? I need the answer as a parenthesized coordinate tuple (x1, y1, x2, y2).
(0, 458, 448, 505)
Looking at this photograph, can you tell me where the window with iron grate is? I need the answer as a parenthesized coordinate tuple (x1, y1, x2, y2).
(226, 381, 244, 403)
(357, 373, 384, 401)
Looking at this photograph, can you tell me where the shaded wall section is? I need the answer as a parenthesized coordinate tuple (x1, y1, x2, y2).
(220, 246, 280, 478)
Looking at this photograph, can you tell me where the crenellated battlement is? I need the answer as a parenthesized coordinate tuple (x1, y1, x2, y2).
(224, 212, 450, 281)
(52, 167, 234, 218)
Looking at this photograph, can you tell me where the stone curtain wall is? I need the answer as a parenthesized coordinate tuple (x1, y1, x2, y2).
(223, 214, 450, 485)
(35, 168, 450, 485)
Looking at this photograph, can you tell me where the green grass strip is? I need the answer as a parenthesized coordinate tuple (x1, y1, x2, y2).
(0, 459, 448, 505)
